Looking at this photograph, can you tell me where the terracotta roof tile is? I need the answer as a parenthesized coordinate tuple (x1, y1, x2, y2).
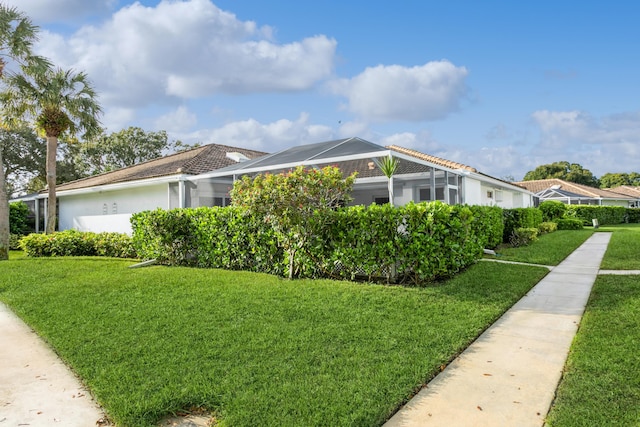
(386, 145, 478, 173)
(514, 179, 634, 199)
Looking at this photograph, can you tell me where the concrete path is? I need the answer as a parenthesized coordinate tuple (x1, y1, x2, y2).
(0, 303, 106, 427)
(384, 232, 612, 427)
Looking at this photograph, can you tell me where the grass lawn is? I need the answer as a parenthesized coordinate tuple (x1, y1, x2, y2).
(489, 229, 594, 266)
(598, 223, 640, 269)
(545, 275, 640, 426)
(0, 256, 548, 427)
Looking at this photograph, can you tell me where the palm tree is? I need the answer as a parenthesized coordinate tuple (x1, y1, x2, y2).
(377, 154, 399, 206)
(0, 4, 49, 259)
(2, 67, 102, 233)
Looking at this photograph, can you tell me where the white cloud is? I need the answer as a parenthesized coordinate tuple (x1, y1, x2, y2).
(35, 0, 337, 108)
(101, 107, 136, 132)
(154, 106, 198, 132)
(329, 60, 469, 122)
(3, 0, 116, 23)
(178, 113, 334, 151)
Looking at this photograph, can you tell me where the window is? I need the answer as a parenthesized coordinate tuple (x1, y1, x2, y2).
(213, 197, 231, 207)
(419, 188, 431, 201)
(374, 196, 389, 204)
(486, 191, 493, 199)
(495, 190, 503, 202)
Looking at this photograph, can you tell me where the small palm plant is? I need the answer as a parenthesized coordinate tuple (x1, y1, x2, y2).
(377, 155, 399, 206)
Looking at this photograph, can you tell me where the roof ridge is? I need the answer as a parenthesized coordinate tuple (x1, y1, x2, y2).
(386, 145, 478, 172)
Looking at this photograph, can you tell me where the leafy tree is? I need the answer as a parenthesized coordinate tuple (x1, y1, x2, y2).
(599, 172, 640, 189)
(1, 67, 102, 233)
(0, 4, 50, 259)
(0, 126, 43, 195)
(83, 127, 184, 174)
(231, 165, 357, 279)
(523, 161, 599, 187)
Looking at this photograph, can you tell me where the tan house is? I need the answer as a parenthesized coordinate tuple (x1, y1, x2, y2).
(515, 179, 639, 207)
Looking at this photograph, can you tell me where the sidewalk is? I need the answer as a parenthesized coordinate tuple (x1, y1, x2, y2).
(0, 303, 106, 427)
(384, 232, 612, 427)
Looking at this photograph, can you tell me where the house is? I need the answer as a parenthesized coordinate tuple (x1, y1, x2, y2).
(15, 137, 535, 234)
(606, 185, 640, 208)
(14, 143, 267, 234)
(515, 178, 638, 207)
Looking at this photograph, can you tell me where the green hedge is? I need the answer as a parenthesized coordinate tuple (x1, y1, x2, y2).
(20, 230, 136, 258)
(539, 200, 567, 222)
(131, 202, 491, 284)
(9, 202, 30, 235)
(469, 205, 504, 249)
(627, 208, 640, 223)
(503, 208, 543, 242)
(555, 218, 584, 230)
(565, 205, 627, 225)
(510, 227, 539, 247)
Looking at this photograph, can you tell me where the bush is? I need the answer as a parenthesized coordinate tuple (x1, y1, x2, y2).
(469, 205, 504, 249)
(626, 208, 640, 223)
(503, 208, 543, 242)
(565, 205, 626, 225)
(538, 221, 558, 234)
(539, 200, 567, 222)
(9, 201, 29, 235)
(555, 218, 584, 230)
(131, 202, 487, 285)
(9, 234, 22, 250)
(510, 227, 539, 247)
(20, 230, 136, 258)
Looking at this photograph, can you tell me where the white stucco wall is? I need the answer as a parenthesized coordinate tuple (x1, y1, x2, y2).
(58, 184, 168, 234)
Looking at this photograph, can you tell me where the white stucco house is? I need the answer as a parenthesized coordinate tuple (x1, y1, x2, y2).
(15, 137, 534, 234)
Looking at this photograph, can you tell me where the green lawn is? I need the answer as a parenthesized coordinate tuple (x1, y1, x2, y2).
(545, 275, 640, 426)
(598, 223, 640, 269)
(0, 256, 547, 427)
(489, 229, 594, 266)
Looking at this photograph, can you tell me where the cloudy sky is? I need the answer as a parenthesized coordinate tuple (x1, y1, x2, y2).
(6, 0, 640, 179)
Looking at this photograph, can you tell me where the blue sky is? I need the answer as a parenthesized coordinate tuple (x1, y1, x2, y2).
(6, 0, 640, 180)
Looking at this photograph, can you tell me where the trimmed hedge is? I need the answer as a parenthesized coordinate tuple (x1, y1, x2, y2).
(20, 230, 136, 258)
(131, 202, 491, 284)
(510, 227, 539, 247)
(503, 208, 543, 242)
(539, 200, 567, 222)
(627, 208, 640, 223)
(555, 218, 584, 230)
(565, 205, 626, 225)
(538, 221, 558, 234)
(469, 205, 504, 249)
(9, 201, 29, 235)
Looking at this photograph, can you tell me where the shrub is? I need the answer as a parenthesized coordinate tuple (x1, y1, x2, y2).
(469, 205, 504, 249)
(9, 201, 29, 235)
(539, 200, 567, 222)
(20, 230, 135, 258)
(510, 227, 539, 247)
(626, 208, 640, 223)
(9, 234, 22, 250)
(503, 208, 543, 242)
(555, 218, 584, 230)
(538, 221, 558, 234)
(565, 205, 626, 225)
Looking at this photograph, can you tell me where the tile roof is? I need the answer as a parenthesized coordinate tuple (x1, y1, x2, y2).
(514, 179, 635, 200)
(387, 145, 478, 173)
(56, 144, 267, 192)
(607, 185, 640, 198)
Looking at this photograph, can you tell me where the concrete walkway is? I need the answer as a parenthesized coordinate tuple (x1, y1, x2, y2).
(0, 303, 106, 427)
(384, 232, 612, 427)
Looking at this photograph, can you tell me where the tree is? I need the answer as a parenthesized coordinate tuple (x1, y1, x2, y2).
(599, 172, 640, 189)
(1, 67, 102, 233)
(522, 161, 599, 187)
(231, 166, 357, 279)
(0, 4, 50, 259)
(1, 126, 43, 195)
(81, 127, 191, 175)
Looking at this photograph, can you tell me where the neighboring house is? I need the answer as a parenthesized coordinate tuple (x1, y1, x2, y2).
(515, 179, 638, 207)
(14, 137, 535, 234)
(13, 143, 267, 234)
(606, 185, 640, 208)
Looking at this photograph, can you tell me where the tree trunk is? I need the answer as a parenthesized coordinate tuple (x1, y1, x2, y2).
(388, 175, 394, 207)
(45, 135, 58, 234)
(0, 148, 10, 260)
